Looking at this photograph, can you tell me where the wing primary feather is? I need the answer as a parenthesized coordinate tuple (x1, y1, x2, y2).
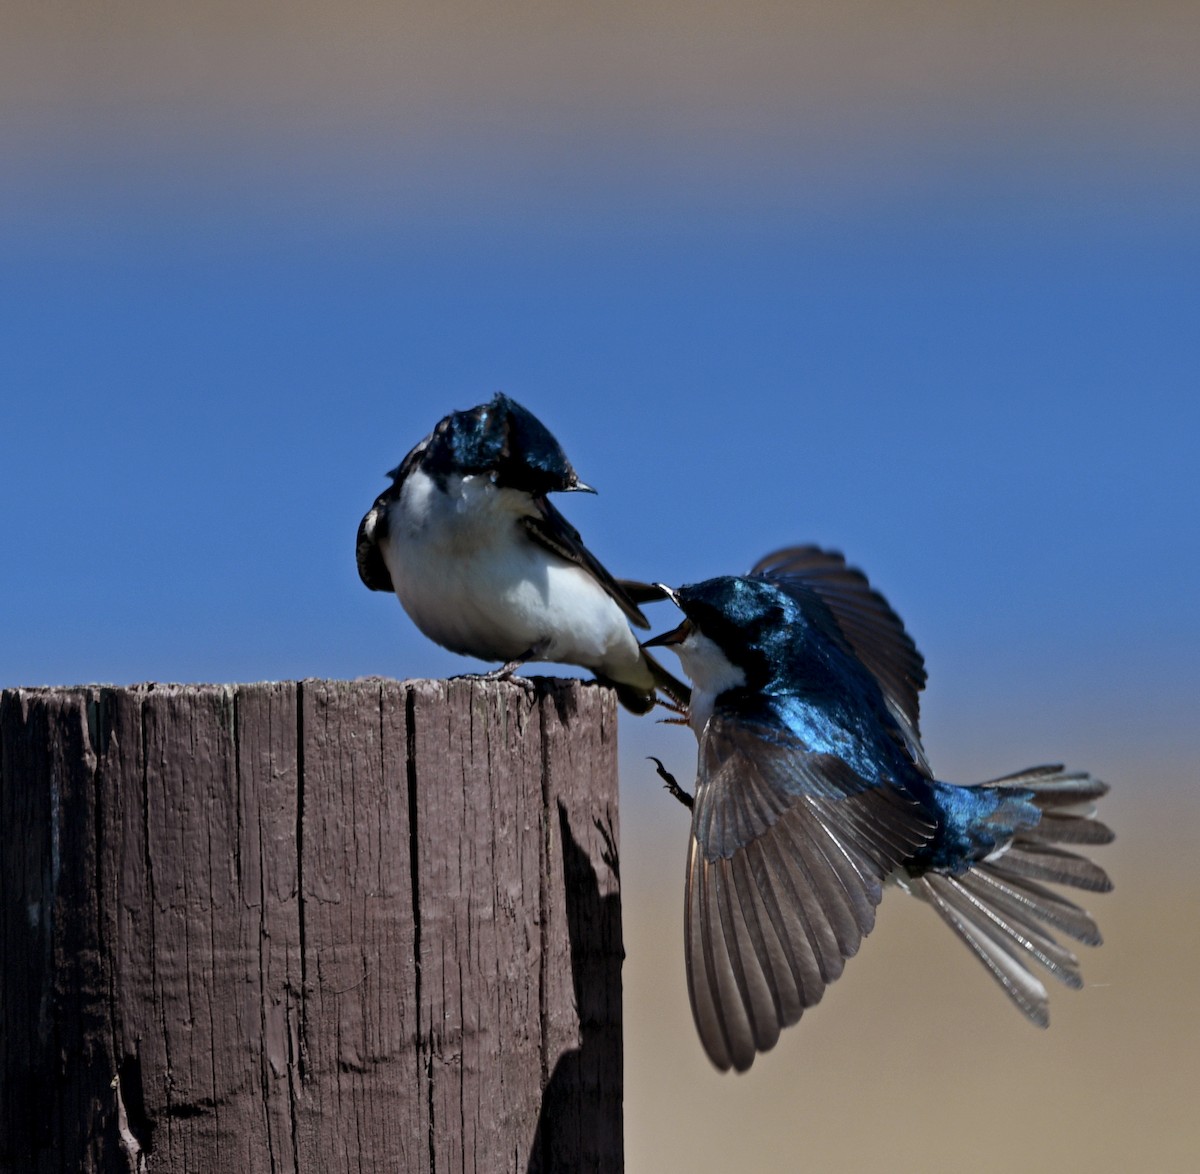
(718, 856, 785, 1054)
(712, 856, 761, 1049)
(819, 809, 911, 898)
(750, 835, 827, 1008)
(731, 847, 800, 1029)
(786, 810, 874, 946)
(694, 851, 753, 1070)
(806, 822, 882, 931)
(685, 840, 734, 1072)
(770, 815, 850, 982)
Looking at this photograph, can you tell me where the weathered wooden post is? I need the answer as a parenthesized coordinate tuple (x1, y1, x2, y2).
(0, 677, 622, 1173)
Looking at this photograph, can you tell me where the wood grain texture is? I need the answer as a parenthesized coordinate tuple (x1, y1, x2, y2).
(0, 678, 622, 1173)
(529, 684, 623, 1174)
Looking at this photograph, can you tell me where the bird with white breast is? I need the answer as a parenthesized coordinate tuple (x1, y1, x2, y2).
(357, 393, 687, 714)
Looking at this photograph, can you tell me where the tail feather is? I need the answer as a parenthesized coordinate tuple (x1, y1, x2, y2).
(930, 873, 1084, 988)
(911, 765, 1113, 1026)
(912, 873, 1051, 1026)
(1018, 812, 1115, 846)
(990, 844, 1113, 892)
(977, 764, 1106, 799)
(956, 867, 1103, 946)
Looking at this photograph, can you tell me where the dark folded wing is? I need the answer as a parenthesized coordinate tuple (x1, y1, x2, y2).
(520, 497, 650, 628)
(355, 504, 393, 592)
(750, 545, 929, 774)
(357, 437, 429, 593)
(686, 710, 934, 1071)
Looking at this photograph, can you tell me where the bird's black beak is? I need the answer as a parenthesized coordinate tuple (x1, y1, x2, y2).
(642, 618, 693, 650)
(567, 478, 598, 494)
(651, 582, 680, 605)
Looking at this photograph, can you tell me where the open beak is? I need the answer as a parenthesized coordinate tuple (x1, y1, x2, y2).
(642, 617, 694, 650)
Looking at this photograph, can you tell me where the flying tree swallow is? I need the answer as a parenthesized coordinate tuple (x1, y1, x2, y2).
(644, 545, 1113, 1072)
(356, 393, 688, 714)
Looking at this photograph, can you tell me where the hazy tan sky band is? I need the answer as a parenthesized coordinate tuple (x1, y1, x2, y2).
(5, 2, 1197, 216)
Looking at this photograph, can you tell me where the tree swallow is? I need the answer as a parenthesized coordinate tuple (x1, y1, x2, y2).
(356, 393, 688, 713)
(644, 545, 1113, 1072)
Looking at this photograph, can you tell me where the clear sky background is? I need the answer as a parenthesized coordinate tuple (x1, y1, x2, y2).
(3, 4, 1198, 1170)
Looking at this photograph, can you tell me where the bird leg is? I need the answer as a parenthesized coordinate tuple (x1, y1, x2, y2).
(648, 757, 694, 810)
(480, 639, 551, 681)
(655, 694, 690, 724)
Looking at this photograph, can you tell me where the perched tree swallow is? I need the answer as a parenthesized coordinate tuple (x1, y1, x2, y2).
(356, 393, 688, 713)
(644, 545, 1113, 1072)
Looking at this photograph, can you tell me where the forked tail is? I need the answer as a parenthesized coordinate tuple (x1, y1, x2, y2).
(903, 765, 1114, 1026)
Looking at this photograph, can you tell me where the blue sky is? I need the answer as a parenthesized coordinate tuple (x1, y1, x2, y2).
(4, 179, 1196, 784)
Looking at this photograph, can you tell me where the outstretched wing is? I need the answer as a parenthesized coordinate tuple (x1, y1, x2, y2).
(750, 546, 930, 775)
(520, 496, 651, 628)
(686, 709, 934, 1071)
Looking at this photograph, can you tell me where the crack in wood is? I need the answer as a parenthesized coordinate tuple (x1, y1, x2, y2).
(1, 679, 622, 1171)
(112, 1071, 148, 1173)
(405, 684, 436, 1174)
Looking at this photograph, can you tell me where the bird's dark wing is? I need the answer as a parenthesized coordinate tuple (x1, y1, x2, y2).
(355, 504, 393, 592)
(356, 438, 431, 593)
(520, 497, 651, 628)
(686, 708, 934, 1071)
(750, 546, 929, 774)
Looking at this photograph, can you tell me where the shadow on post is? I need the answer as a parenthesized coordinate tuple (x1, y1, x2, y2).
(526, 801, 623, 1173)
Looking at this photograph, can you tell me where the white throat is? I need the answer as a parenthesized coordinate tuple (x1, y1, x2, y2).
(673, 629, 746, 736)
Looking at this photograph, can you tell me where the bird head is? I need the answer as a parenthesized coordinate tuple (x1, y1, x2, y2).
(417, 393, 594, 496)
(644, 575, 796, 696)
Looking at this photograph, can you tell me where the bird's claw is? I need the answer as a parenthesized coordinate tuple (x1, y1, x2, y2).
(655, 694, 689, 717)
(479, 664, 520, 681)
(479, 639, 551, 682)
(648, 756, 694, 809)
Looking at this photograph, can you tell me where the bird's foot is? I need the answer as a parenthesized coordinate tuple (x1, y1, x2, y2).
(480, 639, 551, 682)
(648, 757, 693, 809)
(652, 691, 691, 720)
(479, 661, 522, 682)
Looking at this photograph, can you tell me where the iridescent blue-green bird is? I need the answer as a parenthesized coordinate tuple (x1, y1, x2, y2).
(644, 546, 1113, 1072)
(356, 393, 687, 713)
